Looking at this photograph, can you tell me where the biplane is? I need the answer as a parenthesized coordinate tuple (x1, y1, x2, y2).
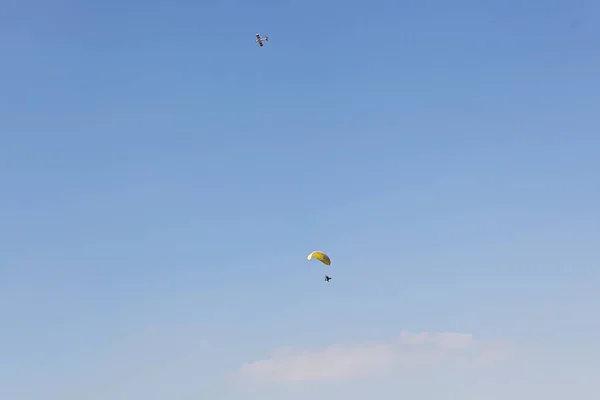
(255, 33, 268, 47)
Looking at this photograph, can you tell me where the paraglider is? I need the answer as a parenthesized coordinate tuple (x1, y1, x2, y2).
(307, 250, 330, 265)
(307, 250, 332, 282)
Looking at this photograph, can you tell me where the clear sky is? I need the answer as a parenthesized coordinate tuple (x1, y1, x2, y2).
(1, 0, 599, 399)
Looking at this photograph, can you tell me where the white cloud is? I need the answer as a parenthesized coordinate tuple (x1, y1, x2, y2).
(239, 330, 511, 384)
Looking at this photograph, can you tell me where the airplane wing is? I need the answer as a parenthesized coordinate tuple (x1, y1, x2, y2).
(255, 34, 266, 47)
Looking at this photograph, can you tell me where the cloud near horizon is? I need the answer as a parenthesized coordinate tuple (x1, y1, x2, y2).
(239, 330, 511, 383)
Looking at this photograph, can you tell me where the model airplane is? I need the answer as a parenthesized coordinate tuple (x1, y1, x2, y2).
(255, 33, 269, 47)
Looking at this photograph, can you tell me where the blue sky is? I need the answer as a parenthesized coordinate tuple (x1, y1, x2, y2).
(1, 0, 599, 398)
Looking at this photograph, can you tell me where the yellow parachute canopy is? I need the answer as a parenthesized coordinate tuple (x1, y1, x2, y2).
(307, 250, 331, 266)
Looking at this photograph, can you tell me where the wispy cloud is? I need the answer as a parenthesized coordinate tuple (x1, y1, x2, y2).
(239, 330, 511, 383)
